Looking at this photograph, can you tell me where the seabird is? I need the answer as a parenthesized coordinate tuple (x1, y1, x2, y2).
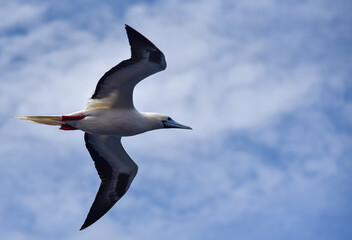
(15, 25, 191, 230)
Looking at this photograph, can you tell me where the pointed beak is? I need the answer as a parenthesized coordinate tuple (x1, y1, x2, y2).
(163, 119, 192, 130)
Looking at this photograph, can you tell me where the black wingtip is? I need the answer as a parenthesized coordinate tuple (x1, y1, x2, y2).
(124, 24, 160, 59)
(80, 216, 92, 231)
(124, 24, 131, 30)
(80, 222, 89, 231)
(124, 24, 140, 35)
(80, 213, 99, 231)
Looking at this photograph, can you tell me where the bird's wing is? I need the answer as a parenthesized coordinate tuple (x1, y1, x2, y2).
(81, 133, 138, 230)
(86, 25, 167, 110)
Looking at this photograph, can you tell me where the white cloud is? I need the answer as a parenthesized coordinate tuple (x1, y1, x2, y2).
(0, 2, 46, 30)
(1, 0, 351, 239)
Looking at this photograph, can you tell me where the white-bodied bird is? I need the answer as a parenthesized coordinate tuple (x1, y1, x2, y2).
(15, 25, 191, 230)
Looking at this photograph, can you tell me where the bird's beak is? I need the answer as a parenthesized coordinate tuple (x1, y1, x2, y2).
(163, 119, 192, 130)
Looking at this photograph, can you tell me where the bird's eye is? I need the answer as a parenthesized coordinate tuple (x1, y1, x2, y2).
(167, 117, 172, 121)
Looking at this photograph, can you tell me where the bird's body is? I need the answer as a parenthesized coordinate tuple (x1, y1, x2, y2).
(15, 25, 191, 230)
(64, 109, 166, 136)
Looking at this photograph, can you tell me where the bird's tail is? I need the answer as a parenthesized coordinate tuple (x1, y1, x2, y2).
(14, 114, 86, 130)
(13, 115, 63, 126)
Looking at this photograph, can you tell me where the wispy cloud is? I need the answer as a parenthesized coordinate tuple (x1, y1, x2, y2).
(1, 0, 351, 239)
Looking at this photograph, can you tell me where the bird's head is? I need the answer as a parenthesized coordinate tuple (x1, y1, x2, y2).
(161, 116, 192, 130)
(143, 113, 192, 131)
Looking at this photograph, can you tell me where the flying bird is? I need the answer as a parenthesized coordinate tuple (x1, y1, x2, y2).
(15, 25, 191, 230)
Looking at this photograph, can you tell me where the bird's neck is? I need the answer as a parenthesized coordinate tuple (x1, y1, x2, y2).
(139, 112, 164, 132)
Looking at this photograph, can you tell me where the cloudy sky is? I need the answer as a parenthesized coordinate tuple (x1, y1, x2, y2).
(1, 0, 351, 239)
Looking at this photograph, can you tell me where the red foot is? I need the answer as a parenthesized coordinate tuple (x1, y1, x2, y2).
(60, 124, 77, 130)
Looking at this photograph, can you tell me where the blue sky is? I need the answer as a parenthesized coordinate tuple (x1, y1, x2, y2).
(1, 0, 351, 239)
